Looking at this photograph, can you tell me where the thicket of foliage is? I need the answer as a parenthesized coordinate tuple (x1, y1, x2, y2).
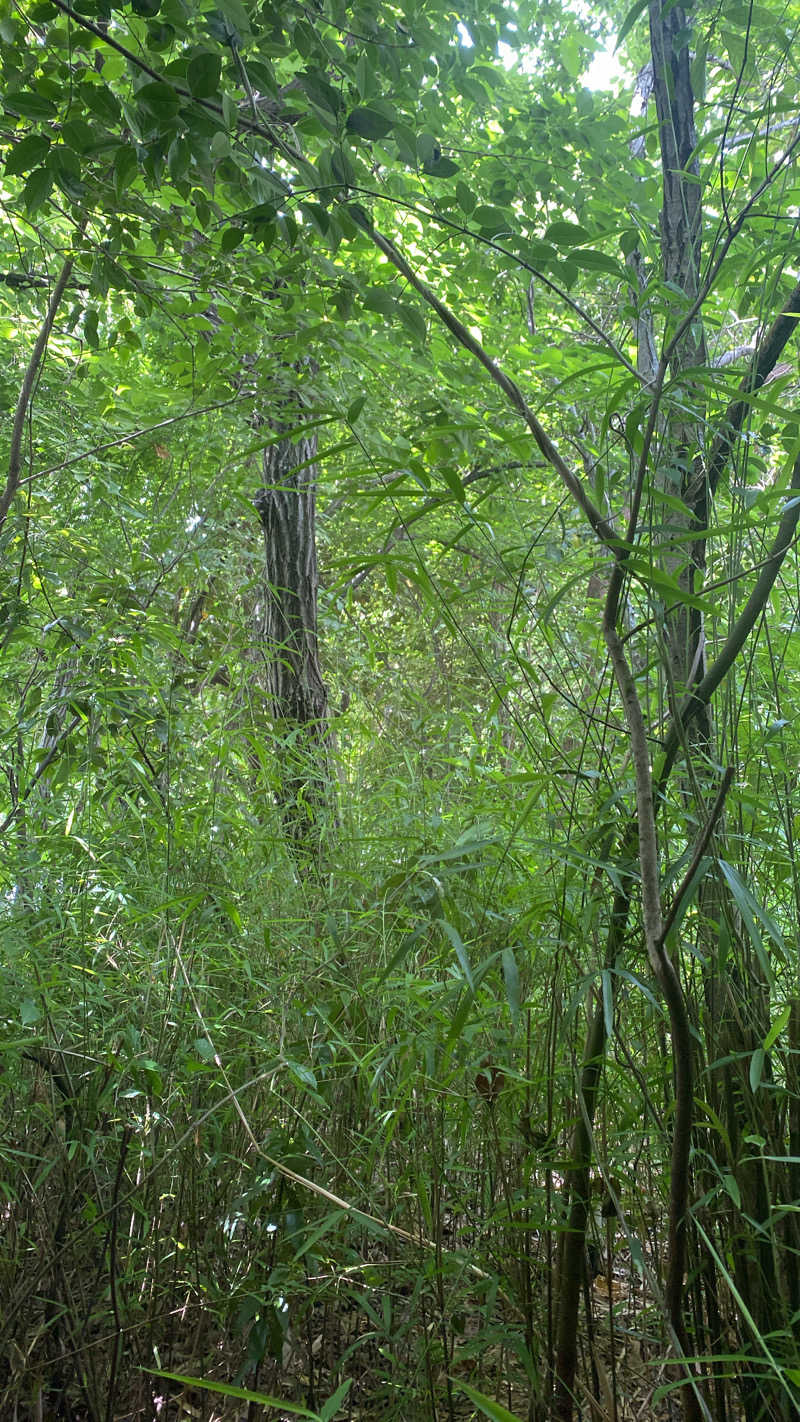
(2, 0, 800, 1418)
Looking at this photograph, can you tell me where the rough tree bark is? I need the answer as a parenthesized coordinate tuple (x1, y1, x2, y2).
(254, 420, 331, 856)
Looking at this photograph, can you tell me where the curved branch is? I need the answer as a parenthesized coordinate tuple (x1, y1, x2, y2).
(0, 236, 81, 536)
(706, 278, 800, 498)
(660, 452, 800, 783)
(358, 215, 621, 551)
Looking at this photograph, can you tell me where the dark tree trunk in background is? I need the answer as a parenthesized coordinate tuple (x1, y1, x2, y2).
(254, 425, 331, 855)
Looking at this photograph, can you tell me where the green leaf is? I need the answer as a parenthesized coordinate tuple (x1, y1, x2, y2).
(560, 34, 581, 78)
(749, 1046, 764, 1094)
(346, 107, 395, 139)
(136, 82, 181, 119)
(502, 947, 520, 1028)
(188, 51, 222, 100)
(214, 0, 251, 37)
(396, 303, 427, 344)
(168, 136, 191, 184)
(454, 1380, 527, 1422)
(440, 466, 465, 501)
(222, 91, 238, 129)
(319, 1378, 353, 1422)
(601, 968, 614, 1037)
(545, 220, 592, 246)
(60, 119, 95, 154)
(146, 1372, 319, 1416)
(472, 205, 513, 235)
(49, 148, 85, 202)
(423, 155, 459, 176)
(4, 90, 58, 119)
(363, 288, 397, 317)
(298, 73, 342, 118)
(5, 134, 51, 176)
(718, 860, 784, 987)
(113, 144, 138, 198)
(355, 54, 371, 100)
(763, 1003, 791, 1050)
(347, 395, 366, 423)
(23, 166, 53, 214)
(721, 1173, 741, 1209)
(221, 226, 244, 251)
(83, 86, 121, 125)
(456, 180, 475, 214)
(438, 919, 474, 991)
(147, 21, 175, 50)
(615, 0, 651, 51)
(568, 248, 623, 276)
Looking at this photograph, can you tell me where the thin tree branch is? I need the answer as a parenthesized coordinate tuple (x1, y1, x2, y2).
(0, 233, 83, 535)
(659, 765, 734, 946)
(660, 452, 800, 783)
(706, 278, 800, 498)
(19, 393, 256, 487)
(357, 215, 622, 551)
(0, 715, 82, 837)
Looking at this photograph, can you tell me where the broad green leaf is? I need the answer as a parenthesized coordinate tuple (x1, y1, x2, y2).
(568, 248, 623, 276)
(502, 946, 520, 1027)
(113, 144, 138, 196)
(472, 204, 513, 235)
(397, 303, 427, 344)
(423, 155, 459, 176)
(438, 919, 474, 991)
(363, 288, 397, 317)
(440, 465, 465, 501)
(346, 107, 395, 139)
(615, 0, 651, 51)
(763, 1003, 791, 1050)
(187, 52, 223, 99)
(147, 1372, 320, 1416)
(84, 309, 99, 348)
(135, 82, 181, 119)
(23, 166, 53, 214)
(718, 860, 784, 987)
(601, 968, 614, 1037)
(4, 90, 58, 119)
(454, 1380, 527, 1422)
(560, 34, 581, 78)
(319, 1379, 353, 1422)
(221, 226, 244, 251)
(60, 119, 95, 154)
(298, 73, 342, 118)
(355, 54, 372, 100)
(545, 219, 592, 246)
(722, 1173, 741, 1209)
(749, 1046, 764, 1093)
(5, 134, 51, 176)
(213, 0, 252, 37)
(168, 136, 191, 183)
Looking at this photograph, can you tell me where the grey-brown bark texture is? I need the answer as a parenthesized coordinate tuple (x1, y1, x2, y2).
(254, 426, 330, 853)
(649, 1, 709, 700)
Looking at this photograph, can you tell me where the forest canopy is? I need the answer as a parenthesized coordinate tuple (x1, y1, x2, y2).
(1, 0, 800, 1419)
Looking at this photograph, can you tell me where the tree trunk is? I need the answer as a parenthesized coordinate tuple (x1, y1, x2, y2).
(254, 423, 331, 856)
